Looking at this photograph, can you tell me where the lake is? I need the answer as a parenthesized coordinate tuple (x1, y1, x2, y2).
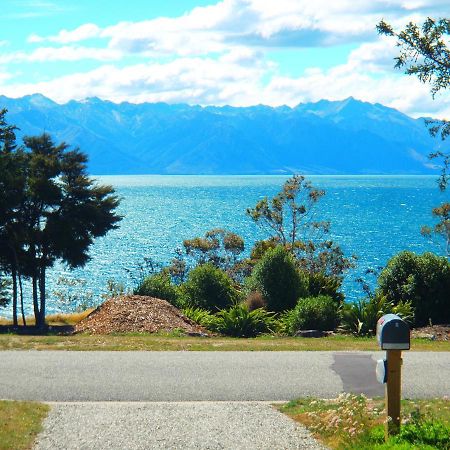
(4, 175, 448, 316)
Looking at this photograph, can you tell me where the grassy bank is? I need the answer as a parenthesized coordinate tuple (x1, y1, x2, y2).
(0, 401, 49, 450)
(280, 396, 450, 449)
(0, 332, 448, 351)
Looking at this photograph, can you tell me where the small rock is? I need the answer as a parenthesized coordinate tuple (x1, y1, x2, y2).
(295, 330, 327, 338)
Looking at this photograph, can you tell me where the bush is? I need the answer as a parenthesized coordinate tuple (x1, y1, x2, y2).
(244, 291, 267, 311)
(247, 246, 308, 312)
(368, 412, 450, 449)
(181, 263, 240, 312)
(209, 304, 276, 337)
(134, 273, 180, 306)
(281, 295, 340, 334)
(304, 271, 344, 304)
(377, 251, 450, 326)
(182, 306, 215, 328)
(340, 295, 414, 336)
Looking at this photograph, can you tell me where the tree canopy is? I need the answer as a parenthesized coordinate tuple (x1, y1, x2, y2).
(0, 110, 121, 328)
(377, 17, 450, 256)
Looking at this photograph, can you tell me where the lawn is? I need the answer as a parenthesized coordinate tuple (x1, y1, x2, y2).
(0, 332, 448, 351)
(279, 396, 450, 449)
(0, 401, 49, 450)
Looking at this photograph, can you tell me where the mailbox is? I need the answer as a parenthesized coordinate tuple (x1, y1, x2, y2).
(376, 314, 410, 350)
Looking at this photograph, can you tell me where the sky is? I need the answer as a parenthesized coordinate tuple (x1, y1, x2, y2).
(1, 0, 450, 118)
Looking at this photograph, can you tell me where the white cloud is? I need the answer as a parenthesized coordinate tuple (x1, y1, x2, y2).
(2, 47, 449, 120)
(30, 0, 449, 55)
(29, 23, 101, 44)
(0, 46, 121, 63)
(3, 0, 449, 118)
(0, 57, 268, 105)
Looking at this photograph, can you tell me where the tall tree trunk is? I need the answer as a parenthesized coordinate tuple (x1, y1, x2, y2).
(32, 273, 40, 327)
(11, 245, 26, 326)
(18, 271, 26, 326)
(38, 265, 46, 330)
(12, 266, 18, 327)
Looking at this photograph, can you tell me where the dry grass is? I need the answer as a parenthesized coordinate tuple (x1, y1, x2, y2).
(0, 333, 448, 351)
(0, 309, 93, 327)
(279, 396, 450, 449)
(0, 401, 49, 450)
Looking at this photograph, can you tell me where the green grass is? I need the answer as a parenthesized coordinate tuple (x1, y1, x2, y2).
(0, 401, 49, 450)
(0, 332, 448, 351)
(279, 396, 450, 449)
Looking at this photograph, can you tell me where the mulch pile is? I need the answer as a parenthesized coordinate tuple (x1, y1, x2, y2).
(411, 324, 449, 341)
(74, 295, 208, 335)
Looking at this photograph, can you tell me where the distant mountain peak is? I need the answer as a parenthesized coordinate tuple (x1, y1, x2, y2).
(0, 94, 443, 175)
(24, 93, 57, 108)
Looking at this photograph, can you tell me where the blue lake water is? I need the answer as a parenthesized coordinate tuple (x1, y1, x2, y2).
(3, 175, 448, 316)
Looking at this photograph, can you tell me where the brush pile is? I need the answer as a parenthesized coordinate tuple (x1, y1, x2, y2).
(74, 295, 207, 335)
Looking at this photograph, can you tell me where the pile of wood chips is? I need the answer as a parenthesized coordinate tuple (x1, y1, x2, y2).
(411, 324, 449, 341)
(74, 295, 208, 335)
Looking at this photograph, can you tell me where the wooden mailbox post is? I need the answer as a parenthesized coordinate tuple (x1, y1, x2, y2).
(376, 314, 410, 440)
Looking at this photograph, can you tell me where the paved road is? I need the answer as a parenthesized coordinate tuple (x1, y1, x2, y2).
(1, 351, 449, 401)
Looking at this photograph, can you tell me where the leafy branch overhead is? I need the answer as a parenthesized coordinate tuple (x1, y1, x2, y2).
(378, 17, 450, 256)
(377, 18, 450, 98)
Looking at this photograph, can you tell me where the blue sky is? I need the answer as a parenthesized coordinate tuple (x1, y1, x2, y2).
(1, 0, 449, 117)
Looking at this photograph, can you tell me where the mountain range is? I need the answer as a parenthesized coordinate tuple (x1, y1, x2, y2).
(0, 94, 445, 175)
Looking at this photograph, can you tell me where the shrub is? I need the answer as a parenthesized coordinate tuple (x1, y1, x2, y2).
(377, 251, 450, 326)
(304, 271, 344, 304)
(181, 263, 240, 312)
(282, 295, 340, 334)
(247, 246, 308, 312)
(340, 294, 414, 336)
(182, 306, 215, 329)
(244, 291, 267, 311)
(369, 411, 450, 449)
(134, 273, 180, 306)
(209, 304, 276, 337)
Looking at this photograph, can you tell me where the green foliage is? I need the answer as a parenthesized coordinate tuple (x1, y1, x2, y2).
(377, 18, 450, 255)
(421, 202, 450, 257)
(183, 228, 244, 270)
(0, 117, 122, 328)
(181, 306, 215, 328)
(377, 251, 450, 326)
(340, 295, 414, 336)
(246, 174, 325, 247)
(247, 246, 308, 312)
(304, 271, 344, 304)
(281, 295, 340, 334)
(209, 304, 276, 337)
(367, 414, 450, 449)
(377, 18, 450, 98)
(281, 396, 450, 450)
(0, 277, 10, 308)
(181, 263, 240, 312)
(249, 238, 278, 261)
(246, 175, 354, 278)
(135, 272, 180, 306)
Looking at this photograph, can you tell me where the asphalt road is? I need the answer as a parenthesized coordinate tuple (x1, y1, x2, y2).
(1, 351, 449, 401)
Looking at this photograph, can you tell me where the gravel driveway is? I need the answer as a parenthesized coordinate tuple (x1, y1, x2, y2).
(34, 402, 325, 450)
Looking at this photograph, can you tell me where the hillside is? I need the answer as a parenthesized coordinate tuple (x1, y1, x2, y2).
(0, 94, 444, 175)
